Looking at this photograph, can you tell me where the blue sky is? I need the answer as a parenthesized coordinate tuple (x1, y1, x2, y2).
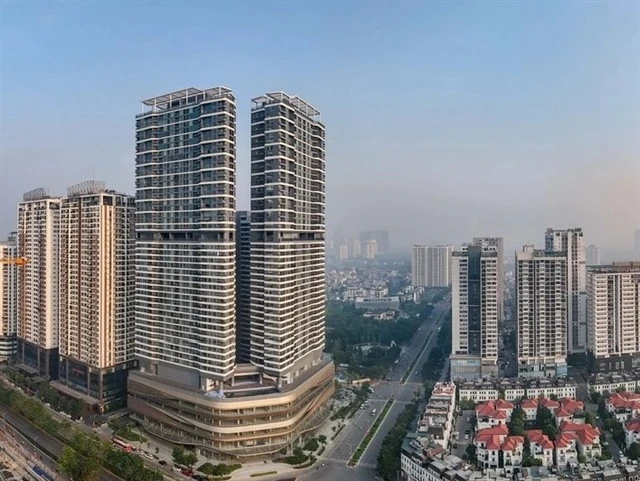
(1, 1, 638, 255)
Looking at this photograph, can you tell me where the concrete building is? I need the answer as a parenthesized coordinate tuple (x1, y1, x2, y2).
(545, 228, 587, 354)
(360, 230, 389, 255)
(411, 245, 453, 288)
(363, 239, 378, 259)
(450, 243, 499, 380)
(56, 181, 136, 410)
(338, 242, 349, 261)
(249, 91, 327, 384)
(132, 87, 237, 388)
(349, 239, 361, 258)
(587, 263, 640, 373)
(516, 246, 568, 377)
(235, 211, 251, 363)
(16, 188, 61, 379)
(586, 245, 601, 266)
(0, 233, 18, 361)
(473, 237, 504, 325)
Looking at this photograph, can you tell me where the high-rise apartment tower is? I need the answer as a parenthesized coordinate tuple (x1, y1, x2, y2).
(250, 92, 326, 385)
(587, 262, 640, 372)
(473, 237, 504, 325)
(545, 228, 586, 354)
(412, 245, 453, 288)
(235, 210, 251, 363)
(516, 245, 568, 377)
(0, 233, 18, 361)
(450, 243, 499, 380)
(58, 181, 136, 409)
(16, 188, 61, 379)
(586, 245, 601, 266)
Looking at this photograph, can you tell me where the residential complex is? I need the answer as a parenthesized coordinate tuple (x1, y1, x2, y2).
(472, 237, 504, 325)
(457, 376, 577, 402)
(56, 181, 136, 410)
(545, 228, 587, 354)
(516, 245, 568, 377)
(249, 91, 326, 384)
(127, 88, 334, 460)
(16, 189, 61, 379)
(411, 245, 453, 288)
(587, 262, 640, 372)
(0, 233, 18, 361)
(450, 243, 499, 380)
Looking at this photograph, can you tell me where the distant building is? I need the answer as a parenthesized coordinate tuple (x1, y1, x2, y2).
(587, 262, 640, 373)
(516, 245, 568, 378)
(586, 245, 601, 266)
(0, 233, 18, 361)
(355, 296, 400, 311)
(16, 188, 61, 379)
(363, 239, 378, 259)
(338, 242, 349, 261)
(545, 228, 586, 355)
(473, 237, 504, 324)
(350, 239, 361, 258)
(360, 230, 389, 255)
(411, 245, 453, 288)
(450, 243, 499, 380)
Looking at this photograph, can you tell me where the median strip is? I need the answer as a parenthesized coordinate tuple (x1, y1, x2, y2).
(347, 398, 394, 467)
(400, 332, 433, 384)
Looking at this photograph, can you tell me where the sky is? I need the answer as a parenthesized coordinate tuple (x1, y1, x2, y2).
(1, 1, 638, 257)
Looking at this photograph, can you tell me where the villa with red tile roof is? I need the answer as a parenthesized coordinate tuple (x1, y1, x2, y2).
(559, 422, 601, 461)
(554, 431, 579, 465)
(475, 399, 514, 429)
(521, 398, 539, 421)
(526, 430, 554, 467)
(553, 398, 585, 426)
(473, 424, 524, 473)
(606, 392, 640, 422)
(624, 418, 640, 448)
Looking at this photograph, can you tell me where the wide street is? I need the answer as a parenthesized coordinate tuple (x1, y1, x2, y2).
(303, 296, 451, 481)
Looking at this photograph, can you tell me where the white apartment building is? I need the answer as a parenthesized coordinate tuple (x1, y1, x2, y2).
(364, 239, 378, 259)
(586, 245, 601, 266)
(250, 92, 326, 384)
(473, 237, 504, 324)
(545, 228, 586, 354)
(0, 233, 18, 361)
(516, 246, 568, 378)
(587, 263, 640, 372)
(57, 181, 136, 409)
(133, 87, 237, 390)
(17, 189, 61, 379)
(411, 245, 453, 288)
(451, 243, 499, 380)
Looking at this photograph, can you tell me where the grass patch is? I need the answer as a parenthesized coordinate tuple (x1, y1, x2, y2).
(348, 399, 394, 466)
(250, 471, 278, 478)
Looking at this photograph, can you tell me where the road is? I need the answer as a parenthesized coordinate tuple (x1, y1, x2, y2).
(304, 296, 451, 481)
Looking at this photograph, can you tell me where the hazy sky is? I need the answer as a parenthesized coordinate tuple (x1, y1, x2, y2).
(1, 1, 638, 255)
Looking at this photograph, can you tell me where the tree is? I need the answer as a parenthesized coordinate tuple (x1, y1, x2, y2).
(465, 443, 477, 464)
(318, 434, 327, 444)
(510, 407, 526, 436)
(585, 411, 596, 427)
(577, 453, 587, 464)
(58, 446, 102, 481)
(172, 446, 197, 466)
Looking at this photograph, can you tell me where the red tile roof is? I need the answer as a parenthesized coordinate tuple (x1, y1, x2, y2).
(475, 424, 509, 451)
(521, 398, 538, 409)
(560, 422, 600, 446)
(625, 419, 640, 433)
(608, 392, 640, 411)
(555, 432, 577, 449)
(502, 435, 524, 452)
(540, 398, 560, 410)
(526, 429, 554, 450)
(476, 400, 513, 420)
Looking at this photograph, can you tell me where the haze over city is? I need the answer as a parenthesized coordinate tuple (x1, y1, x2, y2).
(1, 1, 638, 257)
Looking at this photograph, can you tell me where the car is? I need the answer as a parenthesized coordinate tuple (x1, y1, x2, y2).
(143, 452, 154, 459)
(464, 434, 469, 440)
(172, 466, 182, 473)
(159, 460, 167, 466)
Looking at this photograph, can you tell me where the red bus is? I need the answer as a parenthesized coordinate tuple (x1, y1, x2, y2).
(112, 438, 133, 453)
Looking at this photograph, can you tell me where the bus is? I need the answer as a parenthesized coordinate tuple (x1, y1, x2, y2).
(112, 438, 133, 453)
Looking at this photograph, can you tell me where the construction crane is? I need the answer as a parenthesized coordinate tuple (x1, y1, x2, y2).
(0, 257, 29, 266)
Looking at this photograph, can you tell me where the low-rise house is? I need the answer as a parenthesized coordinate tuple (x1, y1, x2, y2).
(554, 432, 579, 465)
(501, 435, 524, 474)
(475, 400, 514, 429)
(526, 430, 555, 467)
(624, 418, 640, 448)
(559, 422, 601, 461)
(606, 392, 640, 422)
(588, 372, 639, 396)
(554, 398, 585, 426)
(522, 398, 539, 421)
(474, 424, 509, 469)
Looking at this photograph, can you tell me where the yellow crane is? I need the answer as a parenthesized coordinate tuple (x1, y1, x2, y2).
(0, 257, 29, 266)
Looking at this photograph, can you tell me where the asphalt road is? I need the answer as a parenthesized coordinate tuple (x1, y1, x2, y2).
(304, 297, 451, 481)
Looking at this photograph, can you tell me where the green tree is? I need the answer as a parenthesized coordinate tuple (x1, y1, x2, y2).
(509, 407, 526, 436)
(585, 411, 596, 427)
(577, 453, 587, 463)
(318, 434, 327, 444)
(58, 435, 103, 481)
(465, 443, 477, 464)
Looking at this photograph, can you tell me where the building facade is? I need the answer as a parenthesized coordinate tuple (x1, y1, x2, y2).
(586, 245, 601, 266)
(133, 87, 237, 388)
(473, 237, 504, 325)
(249, 92, 326, 385)
(16, 189, 61, 379)
(412, 245, 453, 288)
(587, 263, 640, 373)
(57, 181, 136, 410)
(0, 233, 18, 361)
(235, 210, 251, 363)
(516, 246, 568, 377)
(450, 243, 499, 380)
(545, 228, 586, 354)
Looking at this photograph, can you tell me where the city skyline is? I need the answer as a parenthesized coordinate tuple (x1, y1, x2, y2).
(1, 2, 638, 254)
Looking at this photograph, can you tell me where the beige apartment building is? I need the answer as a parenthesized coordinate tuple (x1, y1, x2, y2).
(16, 189, 61, 379)
(411, 245, 453, 288)
(56, 181, 136, 410)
